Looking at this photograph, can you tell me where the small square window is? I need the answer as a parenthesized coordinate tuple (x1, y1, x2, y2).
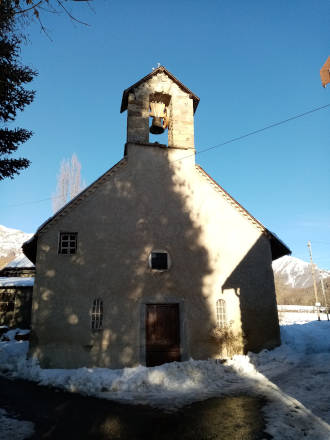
(150, 251, 169, 270)
(59, 232, 77, 255)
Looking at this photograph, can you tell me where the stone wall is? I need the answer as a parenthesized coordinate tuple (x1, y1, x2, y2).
(0, 286, 33, 328)
(127, 72, 194, 149)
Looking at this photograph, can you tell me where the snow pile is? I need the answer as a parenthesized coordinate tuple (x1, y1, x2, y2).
(1, 319, 330, 439)
(272, 255, 330, 289)
(0, 409, 34, 440)
(0, 329, 30, 372)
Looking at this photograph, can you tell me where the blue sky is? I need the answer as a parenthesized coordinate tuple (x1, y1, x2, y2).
(1, 0, 329, 268)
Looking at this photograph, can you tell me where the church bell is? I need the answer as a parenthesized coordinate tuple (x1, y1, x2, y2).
(150, 116, 164, 134)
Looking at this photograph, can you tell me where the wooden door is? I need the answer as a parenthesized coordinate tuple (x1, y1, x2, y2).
(146, 304, 180, 367)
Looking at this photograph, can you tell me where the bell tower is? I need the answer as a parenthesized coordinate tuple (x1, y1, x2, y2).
(120, 66, 199, 150)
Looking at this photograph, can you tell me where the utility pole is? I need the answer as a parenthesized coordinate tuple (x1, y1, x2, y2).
(320, 278, 329, 321)
(307, 241, 320, 321)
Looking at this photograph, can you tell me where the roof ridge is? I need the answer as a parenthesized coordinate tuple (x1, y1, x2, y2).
(195, 164, 266, 233)
(120, 66, 200, 113)
(23, 158, 128, 263)
(36, 158, 127, 236)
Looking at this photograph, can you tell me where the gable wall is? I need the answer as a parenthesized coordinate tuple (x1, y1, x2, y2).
(30, 143, 279, 368)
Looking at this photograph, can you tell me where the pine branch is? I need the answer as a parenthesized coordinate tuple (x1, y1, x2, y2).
(0, 157, 30, 180)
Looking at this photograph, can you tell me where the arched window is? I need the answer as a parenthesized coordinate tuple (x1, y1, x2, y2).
(91, 298, 103, 330)
(216, 299, 226, 328)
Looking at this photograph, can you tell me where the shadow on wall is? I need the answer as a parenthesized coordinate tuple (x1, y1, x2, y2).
(30, 146, 280, 368)
(223, 235, 280, 354)
(30, 147, 221, 368)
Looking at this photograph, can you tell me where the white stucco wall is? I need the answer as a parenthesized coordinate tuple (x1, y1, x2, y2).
(29, 142, 279, 369)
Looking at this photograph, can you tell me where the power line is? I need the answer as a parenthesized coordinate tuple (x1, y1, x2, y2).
(7, 196, 53, 207)
(5, 102, 330, 208)
(175, 102, 330, 163)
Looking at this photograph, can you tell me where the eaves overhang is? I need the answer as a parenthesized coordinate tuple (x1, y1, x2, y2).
(120, 66, 200, 114)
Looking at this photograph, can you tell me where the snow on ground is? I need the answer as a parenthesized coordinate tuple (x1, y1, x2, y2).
(1, 314, 330, 439)
(0, 409, 34, 440)
(279, 309, 330, 324)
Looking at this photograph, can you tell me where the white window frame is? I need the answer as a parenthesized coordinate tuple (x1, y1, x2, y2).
(216, 299, 226, 329)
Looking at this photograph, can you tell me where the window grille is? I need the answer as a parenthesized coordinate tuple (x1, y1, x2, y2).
(0, 293, 15, 326)
(58, 232, 77, 254)
(216, 299, 226, 328)
(0, 293, 15, 313)
(91, 298, 103, 330)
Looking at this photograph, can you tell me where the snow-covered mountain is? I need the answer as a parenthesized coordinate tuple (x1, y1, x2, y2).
(272, 255, 330, 289)
(273, 255, 330, 305)
(0, 225, 33, 268)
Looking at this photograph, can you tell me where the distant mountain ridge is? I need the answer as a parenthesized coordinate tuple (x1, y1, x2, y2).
(0, 225, 33, 269)
(272, 255, 330, 289)
(272, 256, 330, 305)
(0, 225, 329, 305)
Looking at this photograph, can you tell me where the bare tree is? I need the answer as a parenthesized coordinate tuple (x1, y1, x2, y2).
(52, 159, 69, 213)
(4, 0, 92, 33)
(52, 153, 85, 213)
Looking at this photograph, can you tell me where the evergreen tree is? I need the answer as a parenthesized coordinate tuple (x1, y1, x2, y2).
(0, 2, 36, 180)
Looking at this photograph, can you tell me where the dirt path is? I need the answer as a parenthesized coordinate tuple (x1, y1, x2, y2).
(0, 376, 270, 439)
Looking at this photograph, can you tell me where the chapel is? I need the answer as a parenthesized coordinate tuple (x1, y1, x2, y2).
(23, 66, 290, 368)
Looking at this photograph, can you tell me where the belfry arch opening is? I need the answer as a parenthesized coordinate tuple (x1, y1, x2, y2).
(122, 66, 198, 151)
(149, 93, 171, 146)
